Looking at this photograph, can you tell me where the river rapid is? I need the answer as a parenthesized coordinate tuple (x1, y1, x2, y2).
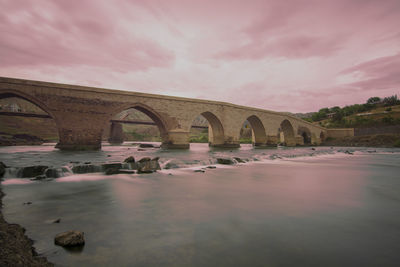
(1, 143, 400, 266)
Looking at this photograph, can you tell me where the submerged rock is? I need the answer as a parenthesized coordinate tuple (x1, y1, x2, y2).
(30, 175, 47, 181)
(164, 161, 180, 169)
(217, 158, 235, 165)
(54, 231, 85, 247)
(19, 165, 48, 178)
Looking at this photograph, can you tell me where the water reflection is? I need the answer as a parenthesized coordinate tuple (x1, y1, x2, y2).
(1, 145, 400, 266)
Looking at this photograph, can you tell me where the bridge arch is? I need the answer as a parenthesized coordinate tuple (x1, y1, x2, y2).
(240, 115, 267, 146)
(298, 126, 312, 145)
(0, 90, 60, 142)
(0, 90, 57, 121)
(107, 103, 169, 144)
(279, 119, 296, 146)
(189, 111, 225, 146)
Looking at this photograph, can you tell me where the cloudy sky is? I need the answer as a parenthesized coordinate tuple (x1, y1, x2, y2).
(1, 0, 399, 112)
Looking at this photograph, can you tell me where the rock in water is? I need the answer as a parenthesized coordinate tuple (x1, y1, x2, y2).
(137, 157, 161, 173)
(101, 163, 122, 170)
(19, 165, 48, 178)
(54, 231, 85, 247)
(139, 143, 155, 148)
(72, 164, 100, 174)
(216, 158, 235, 165)
(118, 169, 135, 174)
(104, 167, 121, 175)
(138, 157, 151, 163)
(124, 156, 135, 163)
(233, 157, 246, 163)
(45, 168, 59, 178)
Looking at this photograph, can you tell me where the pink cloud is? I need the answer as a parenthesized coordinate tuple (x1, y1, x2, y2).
(0, 0, 399, 113)
(217, 35, 344, 60)
(340, 53, 400, 91)
(0, 1, 174, 71)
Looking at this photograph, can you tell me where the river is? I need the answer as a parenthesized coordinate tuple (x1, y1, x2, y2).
(1, 143, 400, 266)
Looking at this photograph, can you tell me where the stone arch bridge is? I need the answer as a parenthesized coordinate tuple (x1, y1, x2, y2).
(0, 77, 332, 150)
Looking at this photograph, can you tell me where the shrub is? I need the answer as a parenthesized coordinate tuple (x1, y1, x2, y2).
(382, 116, 394, 124)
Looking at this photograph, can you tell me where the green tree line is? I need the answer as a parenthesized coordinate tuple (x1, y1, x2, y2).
(304, 95, 400, 123)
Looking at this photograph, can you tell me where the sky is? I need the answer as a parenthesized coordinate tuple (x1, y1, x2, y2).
(0, 0, 399, 112)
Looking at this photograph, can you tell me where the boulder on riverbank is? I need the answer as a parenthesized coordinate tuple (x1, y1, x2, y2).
(54, 230, 85, 247)
(0, 161, 6, 178)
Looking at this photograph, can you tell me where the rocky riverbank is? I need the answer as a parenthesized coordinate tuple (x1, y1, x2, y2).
(0, 133, 44, 146)
(0, 187, 53, 266)
(322, 133, 400, 147)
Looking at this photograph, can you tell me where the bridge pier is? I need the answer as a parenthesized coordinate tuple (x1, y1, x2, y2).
(53, 112, 109, 151)
(161, 130, 190, 149)
(55, 128, 103, 150)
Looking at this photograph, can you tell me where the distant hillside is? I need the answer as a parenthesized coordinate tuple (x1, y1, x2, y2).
(301, 95, 400, 129)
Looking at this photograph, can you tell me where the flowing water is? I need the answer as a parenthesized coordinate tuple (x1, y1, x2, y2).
(1, 143, 400, 266)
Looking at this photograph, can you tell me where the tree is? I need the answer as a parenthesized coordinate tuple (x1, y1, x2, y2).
(382, 95, 399, 106)
(367, 97, 381, 104)
(330, 106, 341, 113)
